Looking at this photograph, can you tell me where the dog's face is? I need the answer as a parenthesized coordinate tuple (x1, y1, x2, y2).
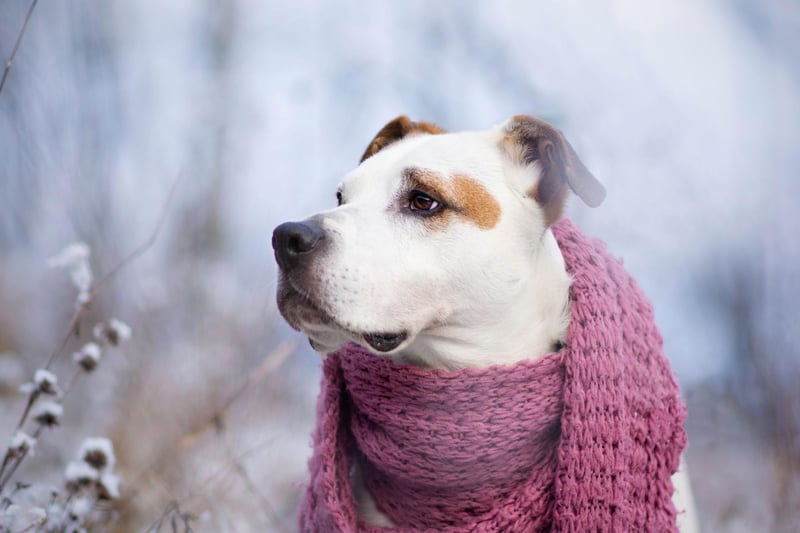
(273, 115, 604, 358)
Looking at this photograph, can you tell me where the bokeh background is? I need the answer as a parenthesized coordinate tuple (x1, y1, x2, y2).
(1, 1, 798, 531)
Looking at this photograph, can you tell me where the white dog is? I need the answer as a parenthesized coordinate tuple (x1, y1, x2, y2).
(273, 115, 697, 532)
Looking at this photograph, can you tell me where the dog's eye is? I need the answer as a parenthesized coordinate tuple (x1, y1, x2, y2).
(336, 191, 343, 206)
(408, 191, 440, 213)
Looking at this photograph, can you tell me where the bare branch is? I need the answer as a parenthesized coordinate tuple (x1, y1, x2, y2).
(0, 0, 39, 95)
(12, 516, 46, 533)
(45, 175, 181, 370)
(144, 501, 195, 533)
(228, 445, 287, 532)
(91, 175, 182, 296)
(0, 176, 181, 496)
(120, 341, 295, 513)
(173, 340, 296, 453)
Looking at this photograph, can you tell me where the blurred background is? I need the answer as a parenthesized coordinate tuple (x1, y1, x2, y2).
(1, 0, 798, 531)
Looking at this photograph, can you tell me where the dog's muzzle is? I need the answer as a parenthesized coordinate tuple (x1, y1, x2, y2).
(272, 220, 325, 271)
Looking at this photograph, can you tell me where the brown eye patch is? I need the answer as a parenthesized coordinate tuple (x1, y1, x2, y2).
(450, 174, 501, 230)
(402, 168, 501, 231)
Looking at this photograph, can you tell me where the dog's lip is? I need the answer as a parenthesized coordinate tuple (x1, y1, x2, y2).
(279, 276, 361, 337)
(363, 331, 409, 353)
(280, 275, 412, 354)
(281, 279, 331, 323)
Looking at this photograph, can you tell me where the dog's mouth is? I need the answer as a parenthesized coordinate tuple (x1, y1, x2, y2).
(277, 275, 411, 355)
(362, 332, 408, 353)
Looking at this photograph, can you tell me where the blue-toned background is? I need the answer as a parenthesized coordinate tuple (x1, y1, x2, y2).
(1, 1, 798, 531)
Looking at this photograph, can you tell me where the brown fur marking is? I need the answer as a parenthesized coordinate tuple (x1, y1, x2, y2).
(501, 115, 604, 226)
(403, 168, 501, 231)
(360, 116, 445, 163)
(452, 174, 501, 230)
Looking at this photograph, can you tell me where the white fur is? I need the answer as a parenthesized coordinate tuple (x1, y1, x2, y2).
(286, 126, 571, 368)
(277, 120, 696, 530)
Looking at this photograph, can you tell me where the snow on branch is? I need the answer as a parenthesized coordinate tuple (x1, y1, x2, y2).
(48, 242, 93, 305)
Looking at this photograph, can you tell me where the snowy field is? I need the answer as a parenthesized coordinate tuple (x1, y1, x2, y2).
(1, 1, 798, 531)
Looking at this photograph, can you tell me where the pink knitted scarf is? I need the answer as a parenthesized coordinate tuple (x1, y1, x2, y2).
(299, 219, 687, 532)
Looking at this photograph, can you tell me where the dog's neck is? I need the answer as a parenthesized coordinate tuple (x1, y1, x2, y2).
(396, 229, 571, 370)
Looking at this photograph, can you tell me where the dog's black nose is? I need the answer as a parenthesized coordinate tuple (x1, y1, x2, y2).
(272, 221, 325, 270)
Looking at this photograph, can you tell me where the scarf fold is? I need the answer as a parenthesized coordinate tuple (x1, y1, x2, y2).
(299, 219, 687, 532)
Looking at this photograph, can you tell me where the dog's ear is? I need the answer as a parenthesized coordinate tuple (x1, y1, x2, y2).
(360, 115, 446, 163)
(501, 115, 605, 225)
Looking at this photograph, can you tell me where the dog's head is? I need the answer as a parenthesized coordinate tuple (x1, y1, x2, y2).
(272, 115, 604, 357)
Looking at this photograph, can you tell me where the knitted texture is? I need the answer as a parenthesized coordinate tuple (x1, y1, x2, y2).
(299, 219, 687, 532)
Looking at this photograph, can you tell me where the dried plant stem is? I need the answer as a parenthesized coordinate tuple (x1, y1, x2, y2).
(144, 501, 195, 533)
(45, 175, 181, 371)
(64, 366, 84, 396)
(0, 176, 180, 499)
(120, 341, 295, 519)
(174, 340, 296, 453)
(0, 367, 82, 491)
(73, 495, 101, 531)
(0, 426, 43, 493)
(0, 456, 10, 487)
(93, 176, 181, 296)
(0, 391, 39, 484)
(131, 440, 273, 531)
(14, 391, 40, 432)
(43, 302, 86, 371)
(13, 516, 46, 533)
(0, 0, 38, 95)
(228, 444, 287, 532)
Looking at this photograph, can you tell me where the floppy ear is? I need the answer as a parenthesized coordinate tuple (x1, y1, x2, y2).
(501, 115, 605, 225)
(360, 115, 446, 163)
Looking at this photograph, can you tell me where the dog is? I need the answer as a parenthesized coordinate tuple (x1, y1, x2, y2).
(272, 115, 697, 531)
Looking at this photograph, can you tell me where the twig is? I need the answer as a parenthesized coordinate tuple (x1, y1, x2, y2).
(43, 305, 85, 371)
(145, 501, 177, 532)
(0, 426, 43, 493)
(119, 439, 273, 530)
(14, 391, 40, 432)
(2, 481, 30, 511)
(91, 175, 181, 296)
(173, 339, 296, 453)
(45, 175, 181, 370)
(0, 391, 38, 482)
(123, 340, 295, 502)
(74, 495, 102, 532)
(195, 438, 274, 496)
(144, 501, 195, 533)
(13, 516, 46, 533)
(0, 176, 181, 496)
(63, 366, 83, 396)
(0, 0, 38, 95)
(227, 444, 287, 532)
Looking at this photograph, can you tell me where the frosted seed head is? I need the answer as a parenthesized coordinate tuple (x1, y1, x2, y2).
(32, 400, 63, 427)
(108, 318, 132, 344)
(7, 431, 37, 458)
(64, 460, 98, 492)
(48, 242, 94, 306)
(93, 319, 132, 347)
(79, 437, 115, 471)
(22, 368, 61, 396)
(97, 472, 121, 500)
(72, 342, 102, 372)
